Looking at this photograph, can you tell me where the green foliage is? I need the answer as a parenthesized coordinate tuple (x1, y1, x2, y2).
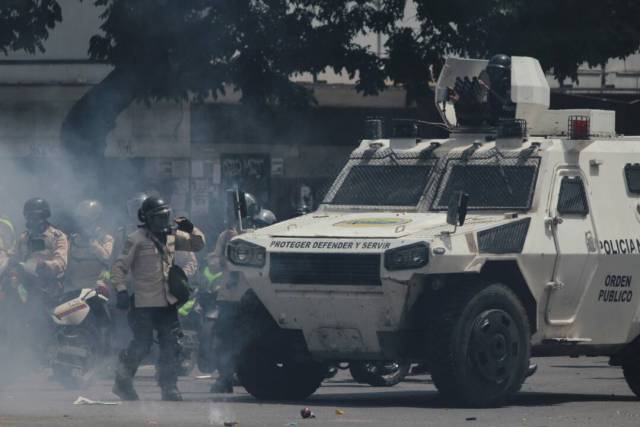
(88, 0, 405, 108)
(0, 0, 62, 54)
(386, 0, 640, 105)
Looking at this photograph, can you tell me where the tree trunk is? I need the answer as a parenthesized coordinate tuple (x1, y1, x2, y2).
(61, 66, 139, 171)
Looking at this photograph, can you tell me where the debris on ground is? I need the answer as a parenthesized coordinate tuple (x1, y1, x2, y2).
(196, 374, 213, 379)
(223, 422, 239, 427)
(335, 409, 345, 416)
(300, 407, 316, 419)
(73, 396, 121, 405)
(465, 417, 477, 421)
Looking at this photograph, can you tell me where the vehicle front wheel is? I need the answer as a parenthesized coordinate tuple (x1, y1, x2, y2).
(622, 360, 640, 398)
(236, 340, 325, 401)
(428, 282, 530, 407)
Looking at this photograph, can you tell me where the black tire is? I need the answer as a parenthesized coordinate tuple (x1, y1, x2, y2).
(51, 327, 97, 390)
(349, 361, 410, 387)
(236, 340, 326, 401)
(622, 361, 640, 398)
(428, 282, 530, 407)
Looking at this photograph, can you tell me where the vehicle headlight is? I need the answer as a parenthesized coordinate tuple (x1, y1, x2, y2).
(227, 240, 266, 268)
(384, 243, 429, 271)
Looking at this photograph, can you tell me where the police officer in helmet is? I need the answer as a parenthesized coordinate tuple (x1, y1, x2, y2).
(17, 197, 68, 293)
(484, 54, 516, 123)
(66, 200, 114, 290)
(111, 196, 205, 401)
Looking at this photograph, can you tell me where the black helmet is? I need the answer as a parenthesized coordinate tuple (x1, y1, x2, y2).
(253, 209, 277, 228)
(487, 54, 511, 70)
(486, 54, 511, 80)
(75, 199, 103, 232)
(24, 197, 51, 233)
(138, 196, 172, 235)
(23, 197, 51, 220)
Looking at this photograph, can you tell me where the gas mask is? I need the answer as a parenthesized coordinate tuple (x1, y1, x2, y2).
(146, 208, 173, 237)
(25, 213, 47, 235)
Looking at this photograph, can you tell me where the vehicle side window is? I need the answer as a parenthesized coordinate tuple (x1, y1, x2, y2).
(557, 176, 588, 215)
(624, 164, 640, 194)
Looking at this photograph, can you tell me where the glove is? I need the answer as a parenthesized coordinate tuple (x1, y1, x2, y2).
(116, 291, 130, 310)
(175, 217, 194, 233)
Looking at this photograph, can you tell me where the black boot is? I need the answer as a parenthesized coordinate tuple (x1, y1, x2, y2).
(113, 376, 139, 401)
(161, 384, 183, 401)
(112, 353, 139, 401)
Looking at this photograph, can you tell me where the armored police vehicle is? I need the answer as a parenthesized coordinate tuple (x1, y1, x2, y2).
(226, 54, 640, 407)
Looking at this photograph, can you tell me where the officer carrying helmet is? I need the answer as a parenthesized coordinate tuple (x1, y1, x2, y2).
(111, 196, 205, 401)
(66, 200, 114, 290)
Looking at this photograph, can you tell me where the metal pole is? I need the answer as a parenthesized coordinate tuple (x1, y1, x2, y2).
(376, 0, 382, 57)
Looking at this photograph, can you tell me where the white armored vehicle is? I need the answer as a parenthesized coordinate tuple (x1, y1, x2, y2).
(226, 55, 640, 406)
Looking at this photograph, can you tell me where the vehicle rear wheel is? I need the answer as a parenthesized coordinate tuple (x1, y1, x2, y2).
(236, 340, 325, 401)
(350, 361, 410, 387)
(622, 360, 640, 398)
(428, 282, 530, 407)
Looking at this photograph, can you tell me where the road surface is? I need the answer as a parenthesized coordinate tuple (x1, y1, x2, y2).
(0, 357, 639, 426)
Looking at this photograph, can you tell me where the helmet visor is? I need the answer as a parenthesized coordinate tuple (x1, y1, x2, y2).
(147, 208, 172, 234)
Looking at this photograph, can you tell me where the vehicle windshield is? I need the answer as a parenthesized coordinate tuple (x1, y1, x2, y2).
(330, 165, 433, 206)
(431, 159, 540, 211)
(323, 148, 437, 209)
(323, 146, 539, 212)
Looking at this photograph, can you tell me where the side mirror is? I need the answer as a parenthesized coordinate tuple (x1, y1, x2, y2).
(447, 191, 469, 227)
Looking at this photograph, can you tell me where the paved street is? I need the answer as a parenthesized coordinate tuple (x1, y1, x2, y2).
(1, 357, 639, 427)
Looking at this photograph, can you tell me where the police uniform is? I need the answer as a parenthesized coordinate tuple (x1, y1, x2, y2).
(15, 224, 68, 292)
(208, 227, 239, 393)
(66, 230, 114, 290)
(111, 226, 204, 396)
(0, 217, 15, 275)
(175, 250, 198, 279)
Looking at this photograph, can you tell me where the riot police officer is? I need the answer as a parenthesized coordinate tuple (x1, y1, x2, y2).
(111, 196, 205, 401)
(12, 198, 68, 363)
(66, 200, 114, 290)
(208, 194, 276, 393)
(15, 197, 68, 295)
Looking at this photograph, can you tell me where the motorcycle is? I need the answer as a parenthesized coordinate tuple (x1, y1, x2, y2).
(49, 283, 111, 388)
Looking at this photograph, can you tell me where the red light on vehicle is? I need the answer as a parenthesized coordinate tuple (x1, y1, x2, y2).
(568, 115, 590, 139)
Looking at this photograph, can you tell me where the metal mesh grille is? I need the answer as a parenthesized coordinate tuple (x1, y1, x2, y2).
(431, 149, 540, 211)
(557, 176, 588, 215)
(331, 165, 432, 206)
(624, 164, 640, 194)
(270, 253, 381, 286)
(323, 148, 437, 209)
(322, 143, 540, 212)
(478, 218, 531, 254)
